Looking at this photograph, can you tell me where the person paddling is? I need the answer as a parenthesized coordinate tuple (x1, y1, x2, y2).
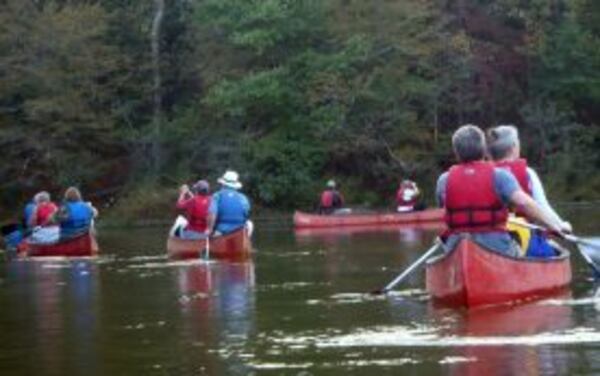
(436, 125, 569, 256)
(208, 171, 252, 236)
(175, 180, 211, 239)
(396, 179, 421, 212)
(54, 187, 98, 240)
(28, 191, 60, 244)
(488, 125, 572, 257)
(318, 180, 344, 215)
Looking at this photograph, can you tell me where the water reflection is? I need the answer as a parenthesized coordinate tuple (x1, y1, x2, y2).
(175, 261, 255, 374)
(434, 293, 573, 376)
(4, 259, 100, 376)
(294, 222, 445, 246)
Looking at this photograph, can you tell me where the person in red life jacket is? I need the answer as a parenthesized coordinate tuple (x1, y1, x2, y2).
(29, 191, 58, 227)
(318, 180, 345, 215)
(26, 191, 60, 244)
(436, 125, 569, 257)
(175, 180, 212, 239)
(396, 179, 421, 212)
(488, 125, 572, 257)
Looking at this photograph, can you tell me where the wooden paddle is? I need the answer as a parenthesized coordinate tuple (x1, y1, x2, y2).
(371, 240, 442, 295)
(508, 218, 600, 276)
(203, 236, 210, 260)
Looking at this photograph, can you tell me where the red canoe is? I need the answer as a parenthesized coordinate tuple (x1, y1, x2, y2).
(18, 232, 99, 258)
(293, 208, 444, 228)
(425, 236, 571, 308)
(167, 227, 252, 261)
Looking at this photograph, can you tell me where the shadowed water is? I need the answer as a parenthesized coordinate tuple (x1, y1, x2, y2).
(1, 206, 599, 375)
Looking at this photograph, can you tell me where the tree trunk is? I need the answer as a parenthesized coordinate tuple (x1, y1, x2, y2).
(151, 0, 165, 175)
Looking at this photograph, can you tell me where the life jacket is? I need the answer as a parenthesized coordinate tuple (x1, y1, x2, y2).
(495, 158, 531, 195)
(184, 195, 211, 233)
(320, 191, 333, 208)
(444, 161, 508, 233)
(396, 182, 418, 207)
(60, 201, 93, 238)
(214, 189, 248, 232)
(320, 190, 342, 209)
(34, 202, 58, 226)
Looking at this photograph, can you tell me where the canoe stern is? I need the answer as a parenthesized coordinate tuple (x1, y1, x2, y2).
(426, 237, 572, 308)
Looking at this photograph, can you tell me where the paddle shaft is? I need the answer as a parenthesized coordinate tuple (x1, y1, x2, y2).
(376, 242, 441, 294)
(204, 236, 210, 260)
(509, 218, 584, 244)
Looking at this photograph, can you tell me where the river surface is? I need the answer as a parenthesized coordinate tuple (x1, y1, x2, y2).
(1, 206, 599, 375)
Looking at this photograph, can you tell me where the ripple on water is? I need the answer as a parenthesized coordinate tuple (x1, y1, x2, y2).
(128, 255, 168, 262)
(303, 289, 428, 305)
(259, 281, 328, 291)
(275, 325, 600, 348)
(439, 356, 477, 364)
(127, 259, 215, 269)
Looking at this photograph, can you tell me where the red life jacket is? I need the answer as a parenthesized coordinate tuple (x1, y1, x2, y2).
(185, 195, 211, 233)
(35, 202, 58, 226)
(321, 190, 345, 207)
(495, 158, 531, 195)
(444, 161, 508, 233)
(396, 182, 418, 206)
(320, 190, 333, 208)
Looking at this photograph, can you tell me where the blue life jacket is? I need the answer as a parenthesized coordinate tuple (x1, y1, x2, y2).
(60, 202, 93, 238)
(214, 189, 249, 234)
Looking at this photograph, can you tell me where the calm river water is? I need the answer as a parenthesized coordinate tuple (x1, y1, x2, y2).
(1, 206, 599, 375)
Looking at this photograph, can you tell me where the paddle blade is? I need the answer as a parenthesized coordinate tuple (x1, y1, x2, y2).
(577, 238, 600, 277)
(580, 237, 600, 254)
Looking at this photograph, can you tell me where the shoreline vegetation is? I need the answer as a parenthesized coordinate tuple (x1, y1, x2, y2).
(1, 1, 598, 219)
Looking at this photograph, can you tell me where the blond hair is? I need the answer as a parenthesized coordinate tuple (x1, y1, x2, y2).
(64, 187, 82, 202)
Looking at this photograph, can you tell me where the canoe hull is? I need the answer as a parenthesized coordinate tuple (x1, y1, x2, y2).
(293, 208, 444, 228)
(425, 236, 571, 307)
(167, 228, 252, 261)
(18, 232, 99, 258)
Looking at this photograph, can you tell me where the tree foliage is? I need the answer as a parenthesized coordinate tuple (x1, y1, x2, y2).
(0, 0, 598, 215)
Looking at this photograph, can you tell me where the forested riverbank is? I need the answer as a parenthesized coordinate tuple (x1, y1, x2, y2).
(1, 0, 598, 221)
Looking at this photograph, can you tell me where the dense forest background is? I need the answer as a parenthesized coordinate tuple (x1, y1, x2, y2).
(1, 0, 598, 220)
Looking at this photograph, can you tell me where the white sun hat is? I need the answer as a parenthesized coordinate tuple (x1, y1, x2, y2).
(218, 170, 242, 189)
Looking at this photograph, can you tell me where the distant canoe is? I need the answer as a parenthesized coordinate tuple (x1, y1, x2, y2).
(293, 208, 444, 228)
(426, 236, 571, 308)
(17, 232, 99, 258)
(167, 227, 252, 261)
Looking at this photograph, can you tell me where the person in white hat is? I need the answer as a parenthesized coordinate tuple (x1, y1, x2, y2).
(208, 170, 251, 235)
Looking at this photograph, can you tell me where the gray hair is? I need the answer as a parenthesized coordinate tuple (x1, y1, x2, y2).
(34, 191, 51, 203)
(488, 125, 520, 160)
(452, 124, 486, 162)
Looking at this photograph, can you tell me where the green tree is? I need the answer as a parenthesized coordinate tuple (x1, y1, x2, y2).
(0, 1, 127, 199)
